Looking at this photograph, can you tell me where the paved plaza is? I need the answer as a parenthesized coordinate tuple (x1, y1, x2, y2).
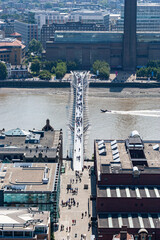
(55, 160, 94, 240)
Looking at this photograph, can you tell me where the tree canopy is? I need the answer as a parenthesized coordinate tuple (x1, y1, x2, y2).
(0, 62, 7, 80)
(39, 70, 51, 80)
(28, 39, 43, 54)
(30, 60, 40, 74)
(92, 60, 110, 79)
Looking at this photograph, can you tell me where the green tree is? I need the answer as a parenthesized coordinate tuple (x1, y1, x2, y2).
(66, 61, 77, 71)
(28, 39, 43, 54)
(99, 66, 110, 79)
(0, 62, 7, 80)
(55, 62, 67, 79)
(42, 61, 56, 72)
(92, 60, 110, 79)
(30, 60, 40, 74)
(136, 67, 147, 77)
(157, 68, 160, 81)
(51, 66, 56, 74)
(39, 70, 51, 80)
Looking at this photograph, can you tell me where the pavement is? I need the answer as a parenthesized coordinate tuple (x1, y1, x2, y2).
(54, 160, 94, 240)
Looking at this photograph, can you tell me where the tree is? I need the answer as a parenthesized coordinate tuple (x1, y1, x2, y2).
(39, 70, 51, 80)
(92, 60, 110, 79)
(66, 61, 77, 71)
(55, 62, 67, 79)
(42, 61, 56, 72)
(30, 60, 40, 74)
(28, 39, 43, 54)
(51, 66, 56, 74)
(157, 68, 160, 81)
(0, 62, 7, 80)
(136, 67, 147, 77)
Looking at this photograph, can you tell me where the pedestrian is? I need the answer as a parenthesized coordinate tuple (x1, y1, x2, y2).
(69, 227, 71, 232)
(82, 213, 84, 219)
(85, 211, 87, 216)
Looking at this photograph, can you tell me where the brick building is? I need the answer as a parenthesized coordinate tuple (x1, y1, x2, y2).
(0, 38, 25, 65)
(94, 131, 160, 240)
(45, 0, 160, 71)
(41, 22, 105, 49)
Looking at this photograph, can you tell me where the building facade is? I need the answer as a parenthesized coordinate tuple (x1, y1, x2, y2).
(14, 21, 38, 48)
(46, 31, 160, 69)
(117, 3, 160, 32)
(94, 132, 160, 239)
(0, 163, 60, 224)
(0, 38, 25, 65)
(0, 207, 50, 240)
(0, 120, 63, 164)
(41, 22, 106, 49)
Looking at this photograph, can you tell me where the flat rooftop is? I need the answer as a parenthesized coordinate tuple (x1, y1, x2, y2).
(0, 162, 58, 192)
(0, 207, 50, 231)
(0, 127, 61, 160)
(95, 139, 160, 174)
(97, 186, 160, 198)
(98, 213, 160, 229)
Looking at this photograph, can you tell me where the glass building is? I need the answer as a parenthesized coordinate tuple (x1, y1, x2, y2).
(0, 163, 60, 223)
(117, 3, 160, 31)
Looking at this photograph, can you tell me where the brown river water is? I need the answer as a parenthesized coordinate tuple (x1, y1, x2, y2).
(0, 88, 160, 158)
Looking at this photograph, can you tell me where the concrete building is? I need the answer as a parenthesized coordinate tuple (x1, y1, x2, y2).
(117, 3, 160, 32)
(0, 162, 60, 223)
(0, 119, 63, 164)
(0, 207, 50, 239)
(0, 38, 25, 65)
(14, 21, 38, 48)
(94, 131, 160, 240)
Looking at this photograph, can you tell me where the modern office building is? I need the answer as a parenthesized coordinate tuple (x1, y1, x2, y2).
(0, 207, 50, 239)
(0, 162, 60, 223)
(14, 20, 38, 48)
(0, 119, 63, 164)
(94, 131, 160, 240)
(117, 3, 160, 32)
(0, 38, 25, 65)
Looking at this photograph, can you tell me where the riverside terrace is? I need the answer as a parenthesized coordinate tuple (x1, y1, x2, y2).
(0, 120, 63, 163)
(0, 162, 60, 224)
(94, 131, 160, 240)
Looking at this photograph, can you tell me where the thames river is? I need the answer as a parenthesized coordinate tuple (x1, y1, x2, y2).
(0, 87, 160, 158)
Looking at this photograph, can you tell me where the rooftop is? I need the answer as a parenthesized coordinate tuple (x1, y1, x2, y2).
(95, 135, 160, 175)
(0, 124, 62, 161)
(0, 162, 58, 192)
(0, 207, 50, 231)
(0, 38, 25, 49)
(98, 213, 160, 229)
(97, 186, 160, 198)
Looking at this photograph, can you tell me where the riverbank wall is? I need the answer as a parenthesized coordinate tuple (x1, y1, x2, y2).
(0, 81, 70, 88)
(0, 80, 160, 88)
